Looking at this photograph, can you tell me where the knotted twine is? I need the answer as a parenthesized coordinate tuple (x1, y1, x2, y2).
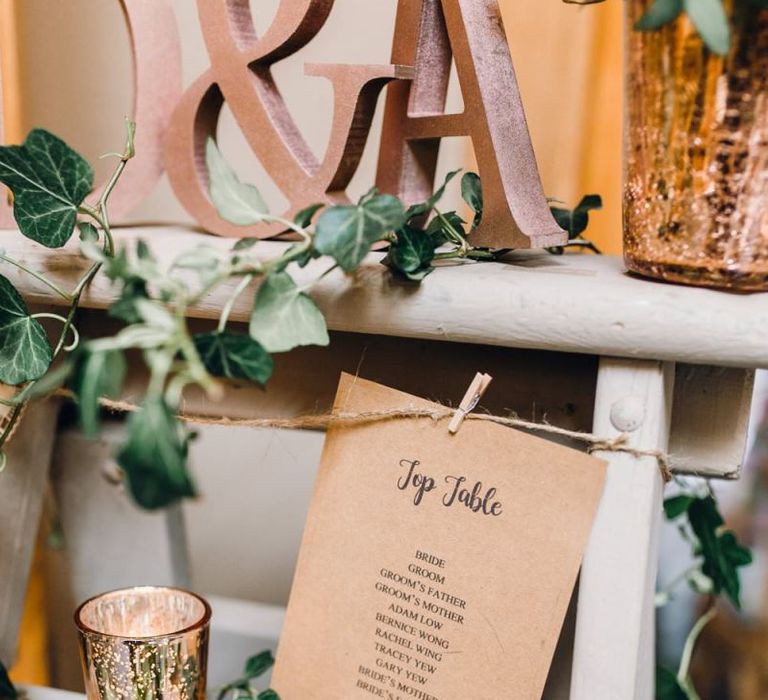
(52, 392, 673, 482)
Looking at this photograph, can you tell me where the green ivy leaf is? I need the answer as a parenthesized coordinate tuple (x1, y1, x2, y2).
(78, 221, 99, 243)
(89, 324, 172, 352)
(635, 0, 683, 30)
(664, 494, 695, 520)
(683, 0, 730, 56)
(244, 651, 275, 679)
(293, 203, 324, 228)
(548, 194, 603, 253)
(382, 225, 436, 281)
(207, 138, 269, 225)
(0, 274, 52, 384)
(686, 568, 714, 595)
(172, 245, 220, 271)
(109, 278, 150, 324)
(294, 245, 322, 269)
(117, 396, 196, 510)
(405, 170, 461, 220)
(13, 357, 75, 404)
(571, 195, 603, 234)
(655, 666, 687, 700)
(0, 659, 17, 700)
(720, 531, 753, 567)
(194, 332, 273, 385)
(0, 129, 93, 248)
(72, 348, 126, 438)
(314, 193, 406, 272)
(249, 272, 329, 353)
(426, 211, 466, 245)
(688, 495, 751, 608)
(217, 651, 280, 700)
(549, 207, 573, 239)
(233, 238, 258, 252)
(460, 172, 483, 229)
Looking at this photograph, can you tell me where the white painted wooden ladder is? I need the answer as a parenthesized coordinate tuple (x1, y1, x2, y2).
(0, 235, 762, 700)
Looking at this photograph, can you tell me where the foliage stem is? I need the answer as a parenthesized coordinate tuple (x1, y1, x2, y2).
(31, 313, 80, 351)
(0, 253, 71, 300)
(175, 307, 221, 400)
(218, 274, 253, 333)
(434, 208, 469, 254)
(656, 563, 703, 604)
(302, 263, 338, 292)
(677, 606, 717, 690)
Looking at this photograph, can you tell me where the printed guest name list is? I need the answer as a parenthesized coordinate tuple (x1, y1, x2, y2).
(357, 549, 466, 700)
(355, 457, 502, 698)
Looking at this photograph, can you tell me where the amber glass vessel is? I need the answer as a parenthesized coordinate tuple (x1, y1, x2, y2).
(624, 1, 768, 290)
(75, 587, 211, 700)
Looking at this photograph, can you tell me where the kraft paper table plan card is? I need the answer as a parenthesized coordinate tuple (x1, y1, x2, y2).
(272, 373, 607, 699)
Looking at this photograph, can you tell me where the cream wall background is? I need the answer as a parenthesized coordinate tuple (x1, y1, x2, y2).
(7, 0, 623, 685)
(499, 0, 623, 254)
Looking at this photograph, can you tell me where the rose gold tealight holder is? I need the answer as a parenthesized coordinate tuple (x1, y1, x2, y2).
(75, 587, 211, 700)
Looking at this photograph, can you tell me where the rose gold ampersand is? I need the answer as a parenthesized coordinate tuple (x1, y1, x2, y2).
(165, 0, 410, 239)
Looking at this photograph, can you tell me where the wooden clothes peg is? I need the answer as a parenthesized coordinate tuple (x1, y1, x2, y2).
(449, 372, 493, 434)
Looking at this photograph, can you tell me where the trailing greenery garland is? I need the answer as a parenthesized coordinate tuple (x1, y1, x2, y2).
(0, 123, 597, 508)
(564, 0, 768, 56)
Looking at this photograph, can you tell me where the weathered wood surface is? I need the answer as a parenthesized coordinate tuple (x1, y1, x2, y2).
(73, 311, 598, 428)
(75, 312, 751, 479)
(0, 399, 60, 665)
(571, 359, 674, 700)
(669, 365, 754, 478)
(1, 226, 767, 369)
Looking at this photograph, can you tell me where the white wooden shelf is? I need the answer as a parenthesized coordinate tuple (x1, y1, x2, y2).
(2, 225, 767, 369)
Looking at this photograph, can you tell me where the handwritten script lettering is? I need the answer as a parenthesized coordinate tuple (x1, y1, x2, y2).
(397, 459, 502, 516)
(396, 460, 436, 505)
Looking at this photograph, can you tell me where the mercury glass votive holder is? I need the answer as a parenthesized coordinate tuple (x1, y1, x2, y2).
(75, 587, 211, 700)
(624, 0, 768, 290)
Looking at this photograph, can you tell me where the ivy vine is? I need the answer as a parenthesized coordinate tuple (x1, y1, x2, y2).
(655, 485, 752, 699)
(0, 123, 597, 508)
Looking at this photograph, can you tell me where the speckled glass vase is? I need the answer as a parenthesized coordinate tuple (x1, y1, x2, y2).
(75, 587, 211, 700)
(624, 1, 768, 290)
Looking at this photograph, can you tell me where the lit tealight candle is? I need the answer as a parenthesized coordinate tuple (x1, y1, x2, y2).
(75, 587, 211, 700)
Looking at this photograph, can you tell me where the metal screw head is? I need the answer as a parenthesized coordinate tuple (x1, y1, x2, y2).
(609, 396, 645, 433)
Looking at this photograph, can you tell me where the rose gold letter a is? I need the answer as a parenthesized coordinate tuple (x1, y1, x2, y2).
(377, 0, 565, 249)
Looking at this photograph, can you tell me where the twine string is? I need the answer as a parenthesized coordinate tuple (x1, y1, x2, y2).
(41, 391, 673, 482)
